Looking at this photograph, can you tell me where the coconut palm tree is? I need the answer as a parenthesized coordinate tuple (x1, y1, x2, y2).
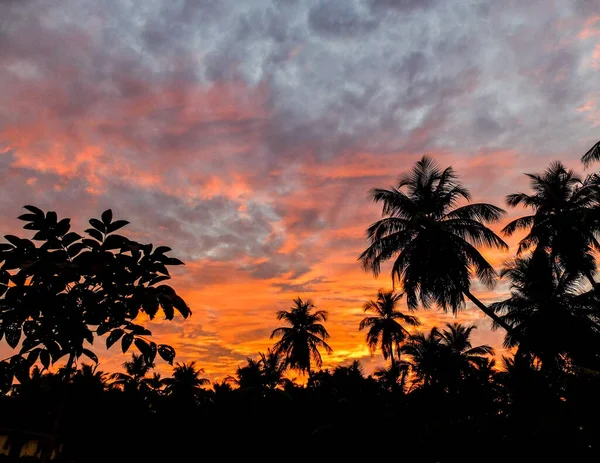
(502, 161, 600, 287)
(359, 156, 512, 333)
(110, 354, 154, 393)
(373, 361, 411, 394)
(270, 297, 333, 375)
(403, 328, 444, 389)
(490, 254, 600, 370)
(405, 323, 493, 390)
(229, 358, 264, 390)
(259, 348, 289, 390)
(359, 290, 420, 366)
(438, 322, 494, 371)
(164, 362, 209, 402)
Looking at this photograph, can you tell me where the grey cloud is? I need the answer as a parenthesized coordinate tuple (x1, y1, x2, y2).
(308, 1, 379, 37)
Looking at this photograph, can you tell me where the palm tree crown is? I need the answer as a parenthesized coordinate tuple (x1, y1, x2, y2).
(490, 254, 599, 369)
(405, 323, 494, 390)
(164, 362, 210, 400)
(359, 289, 420, 364)
(270, 297, 333, 374)
(503, 161, 600, 284)
(359, 156, 509, 329)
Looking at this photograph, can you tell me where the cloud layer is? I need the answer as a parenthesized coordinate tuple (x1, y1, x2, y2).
(1, 0, 599, 378)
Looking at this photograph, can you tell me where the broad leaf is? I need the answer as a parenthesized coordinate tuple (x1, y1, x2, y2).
(106, 329, 124, 349)
(157, 345, 176, 365)
(101, 209, 113, 226)
(122, 333, 134, 353)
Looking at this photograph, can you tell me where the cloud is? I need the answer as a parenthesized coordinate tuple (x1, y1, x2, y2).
(0, 0, 599, 379)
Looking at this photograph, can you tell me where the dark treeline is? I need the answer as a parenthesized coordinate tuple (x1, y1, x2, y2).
(1, 141, 600, 462)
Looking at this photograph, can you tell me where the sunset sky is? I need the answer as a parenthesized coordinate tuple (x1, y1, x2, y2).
(1, 0, 599, 380)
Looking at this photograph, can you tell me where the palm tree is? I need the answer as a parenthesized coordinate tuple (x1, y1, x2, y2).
(359, 289, 420, 366)
(71, 364, 108, 395)
(270, 297, 333, 375)
(405, 323, 493, 390)
(438, 322, 494, 371)
(581, 140, 600, 167)
(373, 361, 411, 393)
(259, 348, 289, 390)
(502, 161, 600, 287)
(110, 354, 154, 393)
(142, 372, 167, 396)
(359, 156, 512, 333)
(229, 357, 264, 390)
(490, 254, 600, 370)
(164, 362, 209, 402)
(403, 328, 444, 389)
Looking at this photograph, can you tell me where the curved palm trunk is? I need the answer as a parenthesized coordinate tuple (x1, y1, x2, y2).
(463, 289, 516, 337)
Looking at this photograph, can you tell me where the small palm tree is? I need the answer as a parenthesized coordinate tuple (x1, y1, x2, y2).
(270, 297, 333, 375)
(164, 362, 210, 402)
(359, 289, 420, 366)
(438, 322, 494, 370)
(373, 361, 411, 394)
(259, 348, 289, 390)
(405, 323, 493, 390)
(503, 161, 600, 286)
(110, 354, 154, 393)
(359, 156, 512, 333)
(403, 328, 444, 388)
(229, 358, 264, 390)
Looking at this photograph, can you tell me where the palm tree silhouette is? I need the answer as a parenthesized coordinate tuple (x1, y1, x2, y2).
(405, 323, 493, 390)
(373, 362, 411, 393)
(359, 289, 420, 366)
(403, 328, 444, 388)
(259, 348, 289, 390)
(110, 354, 154, 393)
(270, 297, 333, 375)
(490, 254, 599, 370)
(164, 362, 209, 402)
(359, 156, 512, 333)
(503, 161, 600, 286)
(438, 322, 494, 370)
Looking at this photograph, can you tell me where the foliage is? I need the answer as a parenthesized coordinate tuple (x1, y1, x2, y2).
(0, 206, 190, 392)
(270, 297, 332, 374)
(358, 156, 511, 332)
(359, 289, 419, 364)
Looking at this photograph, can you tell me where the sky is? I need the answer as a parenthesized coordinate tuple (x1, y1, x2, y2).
(1, 0, 599, 381)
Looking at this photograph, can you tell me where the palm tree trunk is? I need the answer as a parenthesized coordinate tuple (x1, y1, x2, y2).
(462, 289, 516, 336)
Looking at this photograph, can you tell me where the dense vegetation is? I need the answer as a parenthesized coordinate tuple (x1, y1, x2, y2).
(1, 142, 600, 462)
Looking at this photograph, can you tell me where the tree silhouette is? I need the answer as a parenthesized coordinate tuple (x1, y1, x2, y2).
(405, 323, 493, 391)
(438, 322, 494, 371)
(259, 348, 289, 390)
(403, 328, 444, 389)
(359, 289, 420, 366)
(490, 254, 600, 370)
(164, 362, 209, 403)
(503, 161, 600, 286)
(0, 206, 191, 392)
(270, 297, 333, 374)
(359, 157, 512, 333)
(110, 353, 154, 394)
(373, 361, 411, 394)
